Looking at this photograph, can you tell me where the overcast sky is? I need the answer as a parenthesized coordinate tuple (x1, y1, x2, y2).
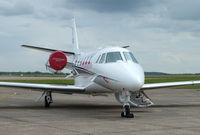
(0, 0, 200, 73)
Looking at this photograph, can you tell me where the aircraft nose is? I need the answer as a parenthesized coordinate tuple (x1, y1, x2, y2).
(121, 65, 144, 91)
(125, 73, 144, 91)
(96, 63, 145, 92)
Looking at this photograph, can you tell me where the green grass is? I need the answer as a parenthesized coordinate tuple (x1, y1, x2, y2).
(145, 75, 200, 89)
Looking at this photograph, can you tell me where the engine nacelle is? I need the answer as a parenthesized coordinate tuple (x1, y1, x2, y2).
(46, 51, 67, 73)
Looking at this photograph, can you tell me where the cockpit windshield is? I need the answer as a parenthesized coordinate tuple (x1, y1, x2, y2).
(106, 52, 122, 63)
(123, 52, 138, 63)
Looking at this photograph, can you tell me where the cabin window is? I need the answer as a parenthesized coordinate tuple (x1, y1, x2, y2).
(99, 53, 106, 63)
(106, 52, 122, 63)
(88, 56, 92, 64)
(85, 57, 88, 64)
(96, 55, 101, 63)
(81, 58, 84, 65)
(123, 52, 138, 63)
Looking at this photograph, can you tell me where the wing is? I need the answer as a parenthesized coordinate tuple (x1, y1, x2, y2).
(142, 80, 200, 90)
(22, 44, 75, 56)
(0, 82, 85, 94)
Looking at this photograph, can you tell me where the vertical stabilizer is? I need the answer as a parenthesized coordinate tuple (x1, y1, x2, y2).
(72, 17, 80, 54)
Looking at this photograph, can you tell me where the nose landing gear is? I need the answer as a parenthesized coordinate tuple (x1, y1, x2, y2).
(115, 89, 154, 118)
(119, 89, 134, 118)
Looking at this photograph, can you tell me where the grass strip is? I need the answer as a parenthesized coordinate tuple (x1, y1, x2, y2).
(145, 75, 200, 89)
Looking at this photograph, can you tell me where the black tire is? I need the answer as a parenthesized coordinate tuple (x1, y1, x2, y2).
(126, 113, 134, 118)
(45, 96, 50, 108)
(122, 105, 134, 118)
(125, 105, 130, 114)
(121, 112, 125, 117)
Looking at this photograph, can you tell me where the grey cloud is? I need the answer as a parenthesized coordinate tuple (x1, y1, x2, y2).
(133, 16, 200, 35)
(37, 9, 73, 21)
(63, 0, 200, 21)
(166, 0, 200, 20)
(61, 0, 155, 13)
(0, 1, 34, 16)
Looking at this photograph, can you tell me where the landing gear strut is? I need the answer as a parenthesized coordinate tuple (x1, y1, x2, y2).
(120, 89, 134, 118)
(44, 91, 53, 108)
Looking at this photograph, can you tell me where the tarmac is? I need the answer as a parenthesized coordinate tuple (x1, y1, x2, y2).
(0, 87, 200, 135)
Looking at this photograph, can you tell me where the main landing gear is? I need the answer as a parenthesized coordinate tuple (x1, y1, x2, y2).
(44, 91, 53, 108)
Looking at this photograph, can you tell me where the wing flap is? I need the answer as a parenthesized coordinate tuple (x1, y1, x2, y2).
(0, 82, 85, 93)
(142, 81, 200, 90)
(22, 45, 75, 56)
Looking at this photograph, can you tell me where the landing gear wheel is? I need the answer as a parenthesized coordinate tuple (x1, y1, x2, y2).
(44, 91, 53, 108)
(45, 96, 50, 108)
(121, 105, 134, 118)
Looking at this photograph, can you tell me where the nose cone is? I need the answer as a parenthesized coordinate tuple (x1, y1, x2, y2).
(120, 64, 144, 91)
(125, 72, 144, 91)
(95, 62, 145, 92)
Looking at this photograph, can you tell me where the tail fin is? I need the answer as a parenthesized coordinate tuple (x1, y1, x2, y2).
(72, 17, 80, 54)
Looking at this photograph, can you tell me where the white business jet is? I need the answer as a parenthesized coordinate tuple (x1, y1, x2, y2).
(1, 18, 200, 118)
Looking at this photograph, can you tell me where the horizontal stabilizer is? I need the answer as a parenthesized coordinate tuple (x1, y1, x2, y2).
(22, 45, 75, 56)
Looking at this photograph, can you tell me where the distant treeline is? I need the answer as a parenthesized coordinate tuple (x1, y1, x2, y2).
(0, 71, 65, 76)
(0, 71, 199, 76)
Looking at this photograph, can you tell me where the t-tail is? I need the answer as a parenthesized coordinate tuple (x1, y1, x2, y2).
(72, 17, 80, 55)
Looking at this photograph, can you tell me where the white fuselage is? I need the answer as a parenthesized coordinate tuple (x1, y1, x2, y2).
(72, 46, 144, 93)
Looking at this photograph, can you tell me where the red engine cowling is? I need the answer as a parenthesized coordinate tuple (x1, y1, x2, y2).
(48, 51, 67, 71)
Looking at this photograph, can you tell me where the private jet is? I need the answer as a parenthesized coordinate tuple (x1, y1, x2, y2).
(1, 18, 200, 118)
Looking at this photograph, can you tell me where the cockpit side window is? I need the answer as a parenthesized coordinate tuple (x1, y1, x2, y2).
(106, 52, 122, 63)
(123, 52, 138, 63)
(99, 53, 106, 63)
